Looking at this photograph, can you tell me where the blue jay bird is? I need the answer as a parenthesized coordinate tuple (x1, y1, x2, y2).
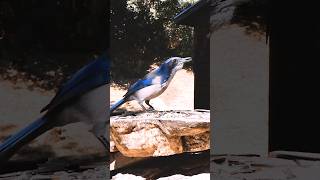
(110, 57, 192, 113)
(0, 54, 110, 164)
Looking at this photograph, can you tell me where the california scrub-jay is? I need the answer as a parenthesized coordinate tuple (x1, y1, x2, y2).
(110, 57, 192, 113)
(0, 54, 110, 164)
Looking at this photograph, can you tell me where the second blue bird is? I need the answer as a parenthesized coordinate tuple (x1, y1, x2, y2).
(0, 54, 110, 165)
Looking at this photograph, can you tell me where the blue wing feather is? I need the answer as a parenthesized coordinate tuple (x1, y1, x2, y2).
(0, 117, 48, 154)
(123, 62, 171, 98)
(123, 78, 153, 98)
(41, 54, 110, 112)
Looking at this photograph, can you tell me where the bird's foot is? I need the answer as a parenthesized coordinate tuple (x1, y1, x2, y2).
(97, 135, 110, 151)
(145, 100, 155, 111)
(123, 111, 137, 116)
(146, 107, 155, 112)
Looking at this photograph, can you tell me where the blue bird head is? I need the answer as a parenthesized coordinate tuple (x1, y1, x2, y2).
(164, 56, 192, 74)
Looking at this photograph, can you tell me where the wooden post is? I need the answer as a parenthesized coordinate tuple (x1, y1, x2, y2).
(193, 25, 210, 110)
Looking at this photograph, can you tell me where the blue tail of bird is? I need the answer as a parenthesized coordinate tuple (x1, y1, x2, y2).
(0, 117, 51, 164)
(110, 98, 126, 113)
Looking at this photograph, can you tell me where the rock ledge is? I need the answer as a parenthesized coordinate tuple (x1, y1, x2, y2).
(110, 110, 210, 157)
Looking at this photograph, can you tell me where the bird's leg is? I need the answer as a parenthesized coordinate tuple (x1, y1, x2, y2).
(91, 122, 109, 151)
(96, 135, 110, 150)
(145, 100, 155, 111)
(138, 101, 147, 111)
(132, 96, 147, 111)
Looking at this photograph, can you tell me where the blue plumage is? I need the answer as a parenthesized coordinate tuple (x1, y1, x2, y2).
(110, 98, 126, 112)
(0, 117, 49, 158)
(110, 57, 191, 113)
(123, 60, 173, 98)
(41, 54, 110, 112)
(124, 78, 154, 98)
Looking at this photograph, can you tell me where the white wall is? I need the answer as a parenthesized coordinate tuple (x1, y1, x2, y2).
(211, 25, 269, 155)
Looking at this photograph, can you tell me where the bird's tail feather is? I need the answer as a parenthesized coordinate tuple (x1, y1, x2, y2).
(110, 98, 126, 113)
(0, 116, 51, 164)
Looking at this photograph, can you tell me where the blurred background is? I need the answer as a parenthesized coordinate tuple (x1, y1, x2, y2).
(0, 0, 108, 90)
(110, 0, 196, 111)
(0, 0, 109, 162)
(110, 0, 194, 83)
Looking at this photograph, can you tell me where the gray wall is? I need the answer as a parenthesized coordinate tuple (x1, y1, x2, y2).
(211, 25, 269, 155)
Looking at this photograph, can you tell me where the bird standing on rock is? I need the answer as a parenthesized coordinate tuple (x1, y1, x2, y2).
(110, 57, 192, 113)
